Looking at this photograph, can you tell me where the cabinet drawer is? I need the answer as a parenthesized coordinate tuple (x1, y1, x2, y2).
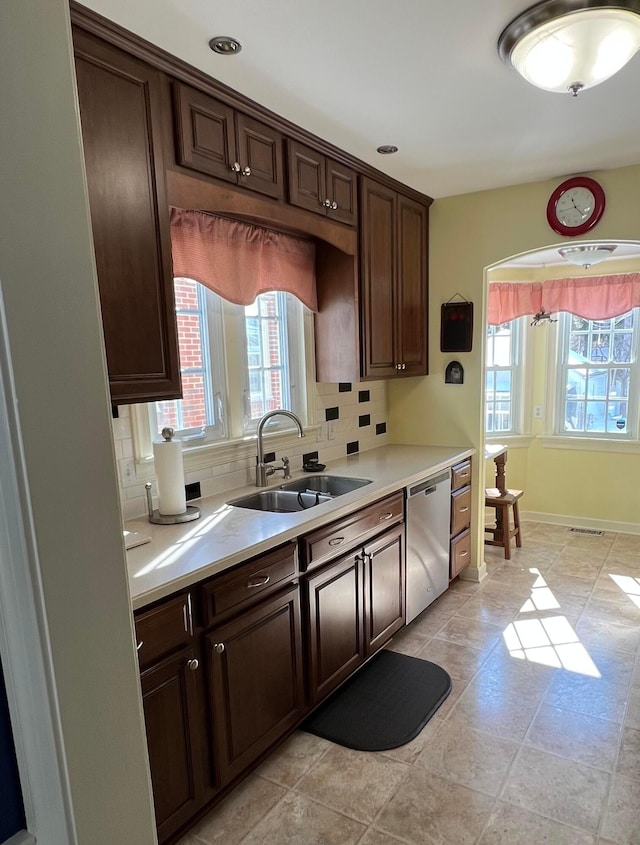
(451, 485, 471, 536)
(451, 460, 471, 491)
(135, 593, 193, 671)
(301, 493, 403, 570)
(451, 528, 471, 579)
(201, 542, 297, 626)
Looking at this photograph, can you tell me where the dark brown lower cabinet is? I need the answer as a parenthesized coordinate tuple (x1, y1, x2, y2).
(140, 646, 207, 843)
(305, 553, 366, 705)
(205, 584, 305, 786)
(364, 525, 405, 655)
(305, 523, 405, 705)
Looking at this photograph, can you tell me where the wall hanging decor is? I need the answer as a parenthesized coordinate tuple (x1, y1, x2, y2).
(441, 296, 473, 352)
(445, 361, 464, 384)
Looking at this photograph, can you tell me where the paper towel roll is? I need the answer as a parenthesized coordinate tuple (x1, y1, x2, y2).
(153, 433, 186, 516)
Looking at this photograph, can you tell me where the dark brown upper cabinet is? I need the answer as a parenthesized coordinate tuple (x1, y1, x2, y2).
(288, 140, 357, 225)
(173, 82, 285, 201)
(360, 177, 429, 379)
(74, 30, 181, 404)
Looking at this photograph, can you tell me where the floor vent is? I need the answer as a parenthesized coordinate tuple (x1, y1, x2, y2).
(568, 527, 604, 536)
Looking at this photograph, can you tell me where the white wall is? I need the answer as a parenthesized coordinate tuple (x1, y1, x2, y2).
(0, 1, 156, 842)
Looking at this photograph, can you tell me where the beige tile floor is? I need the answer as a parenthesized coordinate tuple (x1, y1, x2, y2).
(178, 522, 640, 845)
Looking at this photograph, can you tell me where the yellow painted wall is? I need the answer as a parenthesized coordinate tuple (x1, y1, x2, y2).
(389, 164, 640, 560)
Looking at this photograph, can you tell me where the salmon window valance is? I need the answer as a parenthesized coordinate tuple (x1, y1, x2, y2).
(488, 274, 640, 325)
(170, 208, 317, 311)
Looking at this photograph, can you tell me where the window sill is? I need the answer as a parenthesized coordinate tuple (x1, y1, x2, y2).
(485, 434, 534, 449)
(539, 435, 640, 454)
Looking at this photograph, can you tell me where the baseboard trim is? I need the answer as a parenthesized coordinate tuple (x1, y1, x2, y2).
(521, 510, 640, 536)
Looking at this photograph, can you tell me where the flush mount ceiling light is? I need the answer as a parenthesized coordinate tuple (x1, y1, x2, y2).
(558, 243, 618, 266)
(377, 145, 399, 154)
(209, 36, 242, 55)
(498, 1, 640, 96)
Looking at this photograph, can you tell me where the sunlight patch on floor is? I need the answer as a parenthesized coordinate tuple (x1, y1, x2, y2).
(607, 572, 640, 609)
(503, 568, 601, 677)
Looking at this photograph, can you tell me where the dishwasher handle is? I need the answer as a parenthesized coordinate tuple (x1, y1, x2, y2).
(408, 471, 450, 498)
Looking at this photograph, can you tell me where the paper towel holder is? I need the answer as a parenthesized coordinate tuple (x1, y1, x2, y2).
(144, 482, 201, 525)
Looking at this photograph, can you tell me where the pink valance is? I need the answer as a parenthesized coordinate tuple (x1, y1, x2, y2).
(488, 274, 640, 324)
(170, 208, 317, 311)
(542, 274, 640, 320)
(487, 282, 542, 324)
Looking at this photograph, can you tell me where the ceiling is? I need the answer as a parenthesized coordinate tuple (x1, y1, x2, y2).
(78, 0, 640, 200)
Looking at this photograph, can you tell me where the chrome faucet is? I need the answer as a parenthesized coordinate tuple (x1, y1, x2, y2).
(256, 410, 304, 487)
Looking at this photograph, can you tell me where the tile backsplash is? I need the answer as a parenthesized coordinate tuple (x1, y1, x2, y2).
(112, 381, 389, 521)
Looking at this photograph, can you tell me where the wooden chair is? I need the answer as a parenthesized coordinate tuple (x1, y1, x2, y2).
(485, 488, 523, 560)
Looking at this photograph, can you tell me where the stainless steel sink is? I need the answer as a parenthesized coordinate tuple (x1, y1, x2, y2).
(279, 475, 372, 496)
(227, 489, 332, 513)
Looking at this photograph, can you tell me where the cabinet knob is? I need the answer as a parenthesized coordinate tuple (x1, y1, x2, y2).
(331, 200, 338, 210)
(241, 165, 251, 177)
(395, 363, 401, 370)
(401, 363, 406, 370)
(186, 658, 199, 671)
(230, 161, 241, 173)
(323, 198, 332, 208)
(213, 642, 225, 654)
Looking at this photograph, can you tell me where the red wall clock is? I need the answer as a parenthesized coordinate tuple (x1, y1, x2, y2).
(546, 176, 605, 237)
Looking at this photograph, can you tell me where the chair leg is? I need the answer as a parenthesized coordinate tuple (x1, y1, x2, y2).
(502, 503, 511, 559)
(513, 500, 522, 548)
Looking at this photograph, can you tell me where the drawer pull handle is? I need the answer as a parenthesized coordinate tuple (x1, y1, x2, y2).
(459, 550, 469, 557)
(187, 658, 199, 671)
(247, 575, 270, 588)
(136, 641, 143, 651)
(213, 643, 225, 655)
(329, 537, 345, 546)
(379, 512, 394, 521)
(460, 506, 469, 513)
(459, 472, 469, 479)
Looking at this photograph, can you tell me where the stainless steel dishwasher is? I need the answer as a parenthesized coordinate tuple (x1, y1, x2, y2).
(405, 470, 452, 623)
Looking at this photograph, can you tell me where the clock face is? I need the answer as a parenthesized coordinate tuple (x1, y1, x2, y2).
(555, 187, 596, 228)
(547, 177, 605, 237)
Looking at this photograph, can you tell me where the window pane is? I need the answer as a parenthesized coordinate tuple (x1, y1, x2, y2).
(245, 291, 290, 422)
(560, 309, 637, 438)
(485, 319, 519, 434)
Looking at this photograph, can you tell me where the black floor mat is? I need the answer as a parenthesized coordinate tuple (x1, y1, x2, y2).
(302, 649, 451, 751)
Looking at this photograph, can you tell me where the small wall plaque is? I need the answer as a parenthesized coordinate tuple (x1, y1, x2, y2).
(445, 361, 464, 384)
(441, 300, 473, 352)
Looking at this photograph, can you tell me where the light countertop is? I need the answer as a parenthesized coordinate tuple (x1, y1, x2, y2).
(126, 443, 475, 611)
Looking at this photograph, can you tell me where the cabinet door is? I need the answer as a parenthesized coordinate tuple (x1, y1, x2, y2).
(305, 553, 365, 705)
(287, 140, 327, 215)
(172, 82, 237, 184)
(326, 158, 357, 225)
(236, 113, 285, 200)
(140, 647, 206, 843)
(360, 178, 397, 378)
(364, 525, 405, 655)
(206, 585, 305, 785)
(74, 32, 181, 403)
(397, 195, 428, 376)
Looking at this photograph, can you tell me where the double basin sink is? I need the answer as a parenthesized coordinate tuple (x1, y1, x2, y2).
(228, 475, 372, 513)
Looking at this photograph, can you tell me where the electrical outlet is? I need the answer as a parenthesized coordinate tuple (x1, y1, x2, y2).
(327, 420, 335, 440)
(534, 405, 543, 419)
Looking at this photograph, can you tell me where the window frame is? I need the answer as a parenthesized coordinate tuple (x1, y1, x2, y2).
(485, 317, 525, 436)
(131, 282, 315, 463)
(553, 309, 640, 441)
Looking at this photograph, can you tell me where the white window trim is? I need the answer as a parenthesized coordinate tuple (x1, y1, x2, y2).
(131, 306, 317, 472)
(545, 310, 640, 442)
(485, 316, 532, 436)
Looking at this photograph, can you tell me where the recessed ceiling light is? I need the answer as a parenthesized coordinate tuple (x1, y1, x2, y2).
(377, 145, 398, 155)
(209, 36, 242, 55)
